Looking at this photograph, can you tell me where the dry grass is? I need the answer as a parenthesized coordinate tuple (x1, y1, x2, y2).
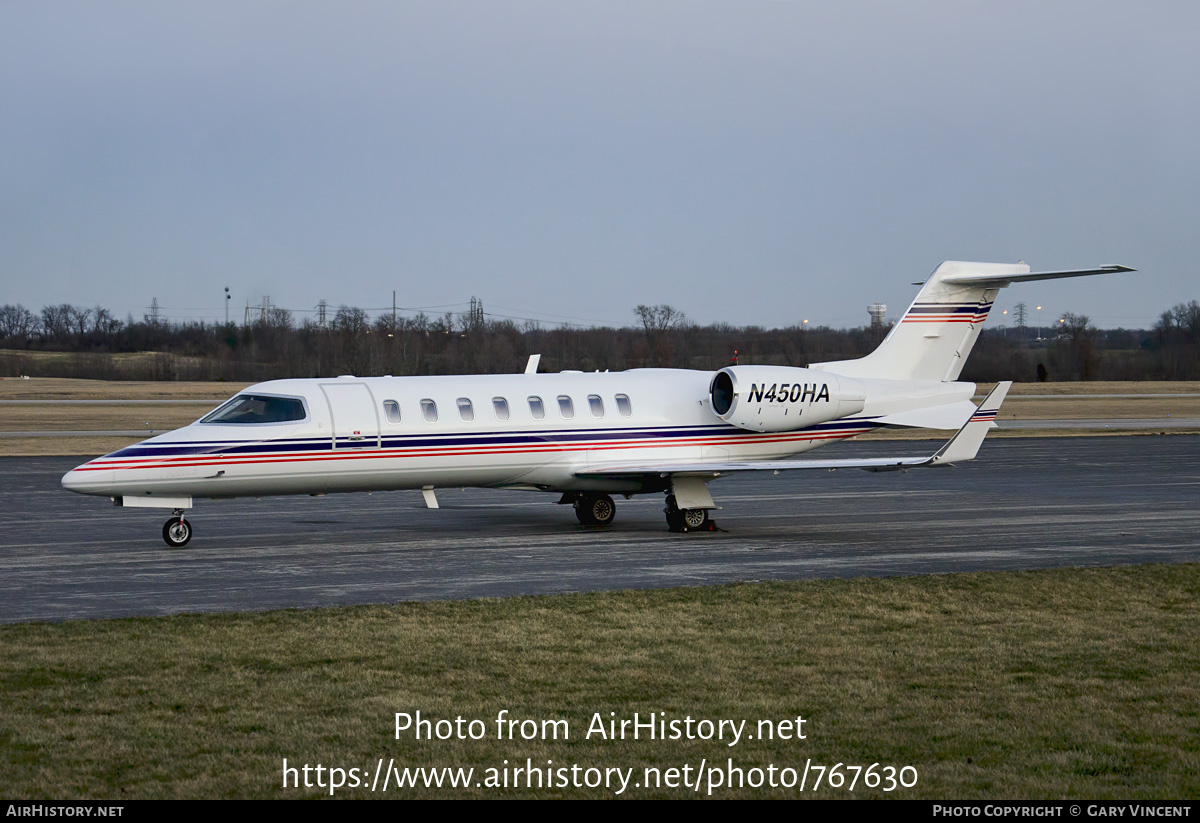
(992, 381, 1200, 396)
(0, 379, 247, 454)
(0, 437, 155, 457)
(0, 405, 216, 432)
(0, 564, 1196, 799)
(0, 377, 247, 401)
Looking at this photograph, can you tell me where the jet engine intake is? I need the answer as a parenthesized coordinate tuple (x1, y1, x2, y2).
(709, 366, 866, 432)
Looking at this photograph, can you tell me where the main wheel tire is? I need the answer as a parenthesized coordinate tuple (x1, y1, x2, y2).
(162, 517, 192, 548)
(587, 494, 615, 526)
(575, 494, 616, 526)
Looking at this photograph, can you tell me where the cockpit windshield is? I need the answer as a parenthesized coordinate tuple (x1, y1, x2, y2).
(201, 394, 306, 425)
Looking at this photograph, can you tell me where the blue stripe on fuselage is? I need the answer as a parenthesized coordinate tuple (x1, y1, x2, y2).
(101, 418, 881, 459)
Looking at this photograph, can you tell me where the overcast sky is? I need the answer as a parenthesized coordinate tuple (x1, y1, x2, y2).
(1, 2, 1196, 330)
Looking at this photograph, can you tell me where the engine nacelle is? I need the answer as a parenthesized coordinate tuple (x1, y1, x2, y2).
(709, 366, 866, 432)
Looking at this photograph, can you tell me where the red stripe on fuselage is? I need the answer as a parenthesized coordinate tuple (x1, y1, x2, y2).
(75, 428, 873, 472)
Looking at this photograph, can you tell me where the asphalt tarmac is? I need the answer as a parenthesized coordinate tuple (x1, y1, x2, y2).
(1, 435, 1196, 623)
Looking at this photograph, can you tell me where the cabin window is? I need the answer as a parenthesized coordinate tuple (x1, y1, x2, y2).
(201, 394, 306, 425)
(492, 397, 510, 421)
(383, 399, 401, 424)
(557, 395, 574, 419)
(420, 399, 438, 423)
(457, 397, 474, 422)
(615, 394, 632, 417)
(528, 396, 545, 420)
(588, 394, 604, 418)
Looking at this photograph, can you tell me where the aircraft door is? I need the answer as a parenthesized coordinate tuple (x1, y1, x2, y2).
(320, 383, 381, 449)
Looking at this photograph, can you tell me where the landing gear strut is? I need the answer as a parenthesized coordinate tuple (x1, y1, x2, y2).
(664, 494, 715, 533)
(162, 509, 193, 548)
(574, 493, 617, 526)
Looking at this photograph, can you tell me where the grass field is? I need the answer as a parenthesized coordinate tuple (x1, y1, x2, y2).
(2, 378, 1197, 455)
(0, 564, 1197, 799)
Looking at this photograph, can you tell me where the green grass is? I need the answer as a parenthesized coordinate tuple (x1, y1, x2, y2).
(1, 564, 1198, 798)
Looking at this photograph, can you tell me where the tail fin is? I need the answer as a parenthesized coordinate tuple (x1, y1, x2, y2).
(812, 261, 1133, 382)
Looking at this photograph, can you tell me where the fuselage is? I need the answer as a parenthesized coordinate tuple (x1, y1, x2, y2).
(61, 368, 917, 503)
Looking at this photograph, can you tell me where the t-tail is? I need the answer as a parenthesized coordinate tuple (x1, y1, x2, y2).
(811, 261, 1134, 381)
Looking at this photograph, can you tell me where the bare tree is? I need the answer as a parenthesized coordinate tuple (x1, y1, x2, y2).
(634, 304, 687, 366)
(333, 306, 371, 374)
(68, 305, 93, 340)
(90, 307, 122, 336)
(333, 306, 369, 334)
(634, 304, 687, 335)
(0, 304, 37, 340)
(40, 304, 74, 340)
(1060, 312, 1096, 380)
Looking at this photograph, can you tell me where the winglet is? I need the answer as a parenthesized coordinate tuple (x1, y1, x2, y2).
(524, 354, 541, 374)
(929, 381, 1011, 465)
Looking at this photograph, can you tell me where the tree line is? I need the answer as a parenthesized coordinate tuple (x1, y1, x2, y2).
(1, 300, 1198, 382)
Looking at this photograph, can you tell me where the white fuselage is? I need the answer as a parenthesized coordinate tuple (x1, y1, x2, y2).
(63, 368, 966, 503)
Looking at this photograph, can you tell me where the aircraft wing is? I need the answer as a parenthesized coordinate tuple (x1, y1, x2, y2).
(577, 382, 1012, 479)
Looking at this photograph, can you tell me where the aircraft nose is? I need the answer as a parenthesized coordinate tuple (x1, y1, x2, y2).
(61, 464, 114, 495)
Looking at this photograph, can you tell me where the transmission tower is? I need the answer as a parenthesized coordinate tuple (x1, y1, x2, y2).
(1014, 301, 1028, 329)
(316, 300, 328, 327)
(468, 296, 484, 331)
(147, 297, 161, 326)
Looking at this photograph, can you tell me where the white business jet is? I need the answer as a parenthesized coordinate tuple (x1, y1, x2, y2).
(62, 261, 1133, 546)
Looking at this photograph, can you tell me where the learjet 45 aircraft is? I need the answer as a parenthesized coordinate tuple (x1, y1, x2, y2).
(62, 261, 1133, 546)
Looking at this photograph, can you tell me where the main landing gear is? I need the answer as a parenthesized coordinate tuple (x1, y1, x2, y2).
(561, 491, 716, 532)
(573, 493, 617, 526)
(664, 494, 716, 533)
(162, 510, 193, 548)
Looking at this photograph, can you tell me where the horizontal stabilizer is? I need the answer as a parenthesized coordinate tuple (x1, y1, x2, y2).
(874, 400, 977, 430)
(928, 381, 1010, 465)
(577, 382, 1012, 479)
(940, 264, 1134, 287)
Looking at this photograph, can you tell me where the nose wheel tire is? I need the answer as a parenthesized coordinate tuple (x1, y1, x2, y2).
(664, 494, 713, 533)
(574, 493, 616, 526)
(162, 517, 193, 548)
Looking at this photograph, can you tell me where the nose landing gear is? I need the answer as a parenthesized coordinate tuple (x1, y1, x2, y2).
(162, 510, 193, 548)
(664, 494, 716, 533)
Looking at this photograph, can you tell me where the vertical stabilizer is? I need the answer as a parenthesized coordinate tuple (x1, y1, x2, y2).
(812, 261, 1133, 381)
(813, 261, 1027, 381)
